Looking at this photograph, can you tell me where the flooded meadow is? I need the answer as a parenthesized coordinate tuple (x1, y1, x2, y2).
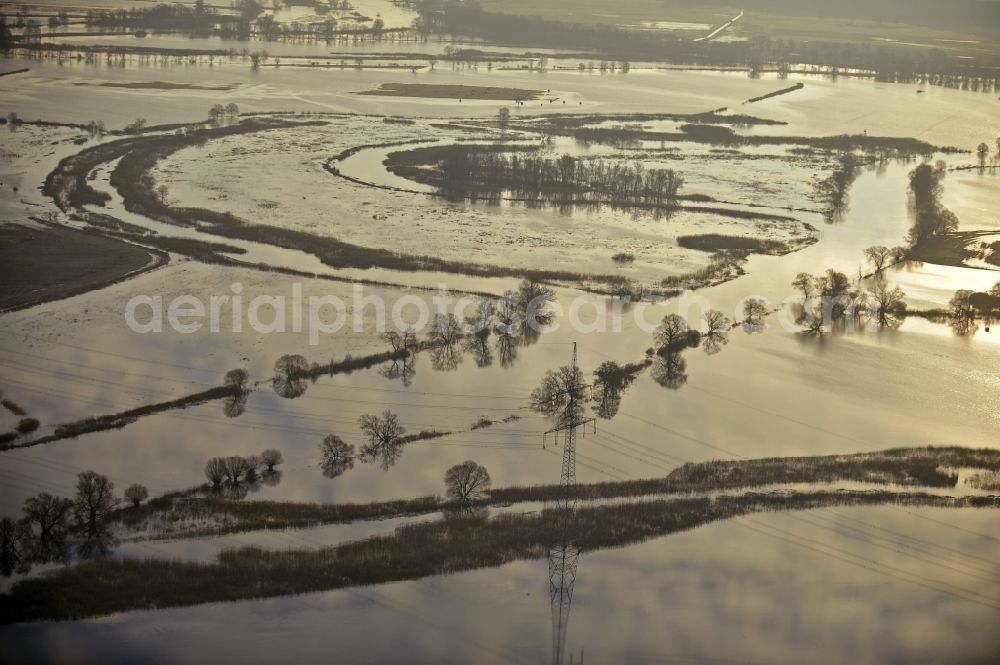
(1, 4, 999, 662)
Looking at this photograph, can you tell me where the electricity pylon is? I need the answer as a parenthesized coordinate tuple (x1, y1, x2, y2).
(543, 342, 593, 665)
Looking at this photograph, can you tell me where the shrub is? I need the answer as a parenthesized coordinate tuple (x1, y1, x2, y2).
(205, 457, 226, 487)
(260, 449, 283, 472)
(445, 461, 492, 502)
(16, 418, 40, 435)
(124, 484, 149, 507)
(611, 252, 635, 264)
(1, 399, 26, 416)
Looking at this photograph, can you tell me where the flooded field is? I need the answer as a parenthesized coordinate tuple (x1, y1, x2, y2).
(1, 2, 999, 662)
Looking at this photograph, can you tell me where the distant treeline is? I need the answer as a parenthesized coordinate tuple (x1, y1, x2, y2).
(907, 161, 958, 247)
(666, 0, 1000, 36)
(82, 0, 263, 38)
(411, 1, 1000, 81)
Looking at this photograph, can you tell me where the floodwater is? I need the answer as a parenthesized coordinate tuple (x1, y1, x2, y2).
(1, 34, 999, 663)
(2, 506, 998, 664)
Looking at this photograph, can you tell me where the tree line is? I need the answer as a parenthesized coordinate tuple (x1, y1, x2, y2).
(907, 161, 958, 247)
(204, 449, 284, 499)
(437, 148, 683, 206)
(409, 1, 1000, 83)
(948, 281, 1000, 335)
(1, 471, 142, 576)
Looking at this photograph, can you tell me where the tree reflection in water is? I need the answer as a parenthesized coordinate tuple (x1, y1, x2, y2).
(651, 351, 688, 390)
(272, 354, 309, 399)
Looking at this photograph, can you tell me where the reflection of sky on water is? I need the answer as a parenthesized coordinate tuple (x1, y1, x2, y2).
(2, 283, 999, 513)
(1, 47, 999, 659)
(2, 505, 997, 664)
(2, 165, 1000, 511)
(4, 55, 998, 145)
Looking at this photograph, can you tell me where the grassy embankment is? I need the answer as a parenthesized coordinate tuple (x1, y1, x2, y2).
(0, 345, 427, 451)
(110, 446, 1000, 540)
(4, 488, 997, 622)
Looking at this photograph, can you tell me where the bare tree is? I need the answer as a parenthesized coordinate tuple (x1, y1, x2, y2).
(225, 368, 249, 390)
(124, 484, 149, 508)
(702, 309, 731, 354)
(463, 300, 495, 367)
(1, 517, 30, 576)
(223, 368, 250, 418)
(272, 354, 309, 399)
(382, 331, 407, 353)
(495, 292, 522, 334)
(320, 434, 354, 465)
(517, 279, 556, 331)
(358, 411, 405, 452)
(530, 364, 584, 418)
(208, 104, 225, 124)
(260, 449, 283, 472)
(819, 270, 851, 298)
(22, 493, 73, 542)
(497, 106, 510, 133)
(592, 360, 641, 419)
(383, 327, 418, 355)
(654, 313, 689, 351)
(124, 117, 146, 134)
(429, 313, 462, 347)
(872, 282, 907, 326)
(74, 472, 119, 537)
(948, 289, 978, 334)
(244, 455, 263, 482)
(864, 246, 892, 273)
(989, 280, 1000, 298)
(205, 457, 226, 487)
(464, 299, 494, 337)
(444, 461, 491, 502)
(703, 309, 731, 336)
(743, 298, 769, 324)
(651, 352, 688, 390)
(223, 456, 249, 483)
(791, 272, 816, 300)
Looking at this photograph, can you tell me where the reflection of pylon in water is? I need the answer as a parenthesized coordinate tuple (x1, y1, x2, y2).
(543, 343, 593, 665)
(549, 532, 580, 665)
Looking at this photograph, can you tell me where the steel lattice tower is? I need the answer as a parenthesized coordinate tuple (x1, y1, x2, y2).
(543, 342, 592, 665)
